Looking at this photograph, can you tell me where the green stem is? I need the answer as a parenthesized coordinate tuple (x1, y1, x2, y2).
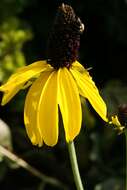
(68, 141, 84, 190)
(125, 131, 127, 189)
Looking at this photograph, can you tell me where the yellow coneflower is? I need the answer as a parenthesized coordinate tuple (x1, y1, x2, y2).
(0, 4, 108, 147)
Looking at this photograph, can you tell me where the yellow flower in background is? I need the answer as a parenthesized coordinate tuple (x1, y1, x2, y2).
(111, 115, 121, 126)
(0, 4, 108, 147)
(110, 104, 127, 133)
(110, 115, 125, 133)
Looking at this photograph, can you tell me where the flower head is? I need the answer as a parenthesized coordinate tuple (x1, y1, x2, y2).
(47, 3, 84, 69)
(0, 4, 108, 147)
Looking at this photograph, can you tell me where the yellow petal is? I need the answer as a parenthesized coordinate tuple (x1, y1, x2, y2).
(37, 71, 59, 146)
(71, 68, 108, 122)
(1, 82, 25, 105)
(71, 61, 86, 72)
(58, 68, 82, 142)
(0, 60, 51, 105)
(24, 71, 52, 146)
(1, 61, 50, 89)
(71, 61, 91, 74)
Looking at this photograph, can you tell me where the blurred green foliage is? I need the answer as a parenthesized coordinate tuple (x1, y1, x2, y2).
(0, 17, 32, 82)
(0, 0, 30, 19)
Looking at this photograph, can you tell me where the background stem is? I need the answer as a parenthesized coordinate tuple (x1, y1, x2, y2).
(125, 131, 127, 189)
(0, 145, 68, 190)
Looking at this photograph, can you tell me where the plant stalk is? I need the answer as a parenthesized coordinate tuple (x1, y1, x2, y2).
(68, 141, 84, 190)
(125, 131, 127, 189)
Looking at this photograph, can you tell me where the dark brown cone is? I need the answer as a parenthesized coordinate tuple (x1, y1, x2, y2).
(46, 4, 84, 69)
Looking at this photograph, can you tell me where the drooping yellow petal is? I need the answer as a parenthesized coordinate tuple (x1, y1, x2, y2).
(71, 61, 86, 73)
(1, 61, 50, 89)
(0, 60, 51, 105)
(24, 71, 52, 146)
(37, 71, 59, 146)
(71, 61, 91, 74)
(58, 68, 82, 142)
(1, 82, 25, 106)
(71, 68, 108, 122)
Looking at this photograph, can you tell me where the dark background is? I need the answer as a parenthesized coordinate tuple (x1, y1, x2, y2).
(0, 0, 126, 190)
